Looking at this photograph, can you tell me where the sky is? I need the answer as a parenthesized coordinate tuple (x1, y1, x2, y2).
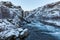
(0, 0, 60, 11)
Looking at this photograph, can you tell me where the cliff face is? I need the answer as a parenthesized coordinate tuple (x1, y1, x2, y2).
(0, 1, 28, 40)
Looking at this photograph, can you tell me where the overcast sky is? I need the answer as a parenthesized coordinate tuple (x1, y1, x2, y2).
(0, 0, 60, 11)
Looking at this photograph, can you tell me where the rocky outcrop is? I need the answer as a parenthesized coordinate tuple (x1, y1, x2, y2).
(0, 28, 28, 40)
(0, 1, 13, 8)
(0, 1, 29, 40)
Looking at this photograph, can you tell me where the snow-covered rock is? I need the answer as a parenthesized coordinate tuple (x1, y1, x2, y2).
(25, 1, 60, 27)
(0, 28, 28, 40)
(0, 1, 29, 40)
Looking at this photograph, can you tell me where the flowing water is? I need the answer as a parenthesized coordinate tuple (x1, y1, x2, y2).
(23, 21, 60, 40)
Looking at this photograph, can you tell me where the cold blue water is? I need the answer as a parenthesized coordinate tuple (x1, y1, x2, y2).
(24, 21, 60, 40)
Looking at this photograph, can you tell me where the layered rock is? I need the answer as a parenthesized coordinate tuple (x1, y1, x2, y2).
(0, 1, 29, 40)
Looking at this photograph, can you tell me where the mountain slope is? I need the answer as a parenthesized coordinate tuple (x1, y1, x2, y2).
(0, 1, 28, 40)
(26, 1, 60, 27)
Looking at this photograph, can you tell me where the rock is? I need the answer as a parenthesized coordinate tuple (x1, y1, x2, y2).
(0, 1, 13, 8)
(20, 29, 29, 38)
(0, 28, 28, 40)
(0, 5, 11, 19)
(12, 6, 21, 9)
(0, 1, 29, 40)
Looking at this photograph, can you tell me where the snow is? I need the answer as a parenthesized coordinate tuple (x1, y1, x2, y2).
(0, 1, 28, 40)
(44, 20, 60, 26)
(5, 29, 19, 37)
(20, 28, 28, 36)
(17, 28, 23, 32)
(0, 28, 28, 39)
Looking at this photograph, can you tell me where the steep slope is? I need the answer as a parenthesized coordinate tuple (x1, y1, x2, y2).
(26, 1, 60, 27)
(0, 1, 28, 40)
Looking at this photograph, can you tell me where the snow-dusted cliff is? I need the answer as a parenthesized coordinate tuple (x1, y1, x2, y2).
(26, 1, 60, 27)
(0, 1, 28, 40)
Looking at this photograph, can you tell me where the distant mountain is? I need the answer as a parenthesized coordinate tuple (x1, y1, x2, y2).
(26, 1, 60, 27)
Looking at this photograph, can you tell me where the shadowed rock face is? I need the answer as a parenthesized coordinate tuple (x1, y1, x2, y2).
(0, 6, 11, 19)
(0, 1, 13, 8)
(0, 1, 23, 19)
